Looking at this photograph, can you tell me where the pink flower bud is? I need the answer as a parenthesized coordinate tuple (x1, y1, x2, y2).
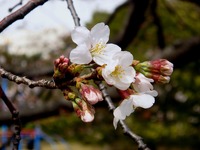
(144, 72, 171, 84)
(81, 110, 94, 122)
(72, 99, 95, 122)
(149, 59, 173, 76)
(54, 55, 69, 73)
(135, 59, 173, 76)
(80, 84, 103, 105)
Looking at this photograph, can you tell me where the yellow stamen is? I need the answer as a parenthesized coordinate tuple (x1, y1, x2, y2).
(90, 43, 105, 56)
(111, 65, 124, 78)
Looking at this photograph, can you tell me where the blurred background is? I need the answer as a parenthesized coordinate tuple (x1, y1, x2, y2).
(0, 0, 200, 150)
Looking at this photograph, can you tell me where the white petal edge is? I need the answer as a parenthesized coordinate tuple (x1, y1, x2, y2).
(69, 44, 92, 64)
(71, 26, 90, 45)
(90, 23, 110, 45)
(131, 94, 155, 109)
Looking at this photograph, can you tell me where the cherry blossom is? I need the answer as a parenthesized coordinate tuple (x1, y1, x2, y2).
(69, 23, 121, 65)
(102, 51, 136, 90)
(113, 94, 155, 129)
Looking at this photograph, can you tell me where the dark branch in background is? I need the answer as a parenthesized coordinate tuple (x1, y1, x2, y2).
(150, 0, 165, 49)
(0, 0, 49, 33)
(106, 0, 130, 25)
(152, 36, 200, 68)
(0, 67, 57, 89)
(0, 99, 72, 125)
(163, 0, 196, 34)
(8, 0, 23, 12)
(115, 0, 150, 49)
(180, 0, 200, 6)
(0, 86, 21, 150)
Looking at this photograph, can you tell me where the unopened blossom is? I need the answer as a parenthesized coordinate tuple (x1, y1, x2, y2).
(132, 73, 158, 97)
(134, 59, 173, 84)
(69, 22, 121, 65)
(72, 98, 95, 122)
(113, 94, 155, 129)
(135, 59, 173, 76)
(54, 55, 69, 73)
(102, 51, 136, 90)
(80, 84, 103, 105)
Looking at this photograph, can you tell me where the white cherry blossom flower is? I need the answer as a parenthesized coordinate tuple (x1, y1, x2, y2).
(132, 73, 158, 97)
(69, 23, 121, 65)
(102, 51, 136, 90)
(113, 94, 155, 129)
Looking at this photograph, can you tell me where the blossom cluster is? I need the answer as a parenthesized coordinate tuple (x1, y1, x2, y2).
(53, 23, 173, 128)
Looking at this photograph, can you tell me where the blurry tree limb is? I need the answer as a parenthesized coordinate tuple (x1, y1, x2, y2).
(152, 36, 200, 68)
(150, 0, 165, 49)
(0, 86, 21, 150)
(115, 0, 150, 49)
(106, 0, 130, 25)
(180, 0, 200, 6)
(0, 98, 72, 125)
(0, 0, 49, 33)
(0, 67, 57, 89)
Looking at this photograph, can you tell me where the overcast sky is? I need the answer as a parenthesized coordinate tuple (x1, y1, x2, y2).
(0, 0, 125, 35)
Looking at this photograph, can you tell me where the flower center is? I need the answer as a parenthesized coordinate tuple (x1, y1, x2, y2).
(90, 42, 105, 56)
(111, 65, 124, 78)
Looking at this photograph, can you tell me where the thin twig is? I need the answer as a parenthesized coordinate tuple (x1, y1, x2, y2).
(98, 82, 150, 150)
(0, 67, 57, 89)
(0, 0, 49, 32)
(66, 0, 80, 26)
(0, 86, 21, 150)
(8, 0, 24, 12)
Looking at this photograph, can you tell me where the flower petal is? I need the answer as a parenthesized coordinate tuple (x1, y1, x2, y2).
(71, 26, 90, 46)
(120, 66, 136, 84)
(131, 94, 155, 109)
(90, 23, 110, 45)
(93, 44, 121, 65)
(116, 51, 133, 67)
(69, 44, 92, 64)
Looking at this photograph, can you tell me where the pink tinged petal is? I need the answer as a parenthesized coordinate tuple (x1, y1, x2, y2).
(90, 23, 110, 45)
(131, 94, 155, 109)
(69, 44, 92, 64)
(85, 91, 99, 104)
(81, 110, 94, 122)
(71, 26, 90, 45)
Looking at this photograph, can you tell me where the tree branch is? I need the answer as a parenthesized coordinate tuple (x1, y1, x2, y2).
(97, 82, 150, 150)
(0, 67, 57, 89)
(150, 0, 165, 49)
(152, 36, 200, 68)
(8, 0, 24, 12)
(115, 0, 150, 49)
(65, 0, 80, 26)
(0, 0, 49, 33)
(0, 86, 21, 150)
